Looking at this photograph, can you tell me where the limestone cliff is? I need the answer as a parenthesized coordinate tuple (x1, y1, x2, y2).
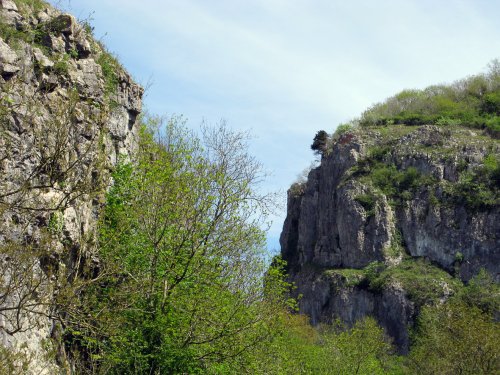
(280, 125, 499, 353)
(0, 0, 142, 372)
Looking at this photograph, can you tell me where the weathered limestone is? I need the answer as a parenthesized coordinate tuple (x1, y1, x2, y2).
(0, 1, 143, 372)
(280, 126, 499, 352)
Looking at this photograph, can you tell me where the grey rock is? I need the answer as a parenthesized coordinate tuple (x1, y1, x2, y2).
(33, 47, 53, 68)
(0, 0, 17, 11)
(0, 0, 21, 26)
(0, 38, 18, 65)
(0, 3, 143, 372)
(0, 38, 19, 78)
(290, 268, 415, 353)
(281, 125, 500, 352)
(49, 14, 75, 35)
(69, 58, 103, 96)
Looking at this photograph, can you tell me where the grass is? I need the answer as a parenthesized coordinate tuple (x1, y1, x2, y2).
(324, 268, 366, 288)
(13, 0, 47, 15)
(368, 258, 463, 305)
(324, 258, 464, 307)
(354, 193, 376, 217)
(96, 49, 120, 96)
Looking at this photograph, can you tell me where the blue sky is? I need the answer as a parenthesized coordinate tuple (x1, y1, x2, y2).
(50, 0, 500, 252)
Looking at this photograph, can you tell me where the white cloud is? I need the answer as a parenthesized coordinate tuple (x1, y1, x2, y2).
(54, 0, 500, 247)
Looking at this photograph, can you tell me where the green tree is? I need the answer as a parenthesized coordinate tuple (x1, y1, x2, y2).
(65, 115, 291, 374)
(409, 301, 499, 374)
(322, 318, 399, 375)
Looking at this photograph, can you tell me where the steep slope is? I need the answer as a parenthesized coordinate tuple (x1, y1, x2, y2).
(281, 122, 499, 352)
(0, 0, 142, 372)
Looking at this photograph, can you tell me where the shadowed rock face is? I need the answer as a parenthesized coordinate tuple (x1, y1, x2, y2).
(291, 269, 415, 352)
(280, 126, 499, 352)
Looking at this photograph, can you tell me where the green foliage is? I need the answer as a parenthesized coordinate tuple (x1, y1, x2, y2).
(0, 19, 47, 51)
(359, 60, 500, 136)
(456, 269, 500, 314)
(66, 116, 291, 373)
(323, 318, 401, 375)
(409, 301, 499, 374)
(384, 230, 405, 259)
(96, 50, 120, 96)
(324, 268, 367, 288)
(47, 211, 63, 235)
(333, 123, 354, 140)
(370, 164, 432, 201)
(245, 314, 403, 374)
(12, 0, 47, 16)
(354, 192, 377, 217)
(369, 145, 392, 162)
(52, 53, 71, 76)
(368, 258, 462, 305)
(324, 257, 463, 307)
(454, 251, 464, 263)
(485, 115, 500, 136)
(445, 154, 500, 210)
(351, 145, 438, 205)
(481, 91, 500, 115)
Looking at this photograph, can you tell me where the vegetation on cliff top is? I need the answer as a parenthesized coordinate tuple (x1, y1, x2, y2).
(1, 1, 499, 373)
(359, 59, 500, 136)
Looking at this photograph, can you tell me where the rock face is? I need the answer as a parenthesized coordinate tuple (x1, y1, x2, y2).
(0, 1, 143, 372)
(280, 126, 499, 353)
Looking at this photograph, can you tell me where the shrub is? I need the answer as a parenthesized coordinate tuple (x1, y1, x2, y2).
(481, 92, 500, 115)
(97, 50, 120, 96)
(311, 130, 329, 156)
(368, 258, 462, 305)
(409, 301, 499, 374)
(445, 155, 500, 210)
(52, 53, 71, 75)
(354, 193, 377, 216)
(332, 122, 354, 141)
(485, 116, 500, 136)
(368, 146, 392, 162)
(358, 60, 500, 136)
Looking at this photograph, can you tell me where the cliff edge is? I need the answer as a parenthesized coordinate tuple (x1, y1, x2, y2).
(0, 0, 142, 372)
(281, 120, 499, 352)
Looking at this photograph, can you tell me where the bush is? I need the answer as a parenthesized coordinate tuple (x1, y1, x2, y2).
(485, 116, 500, 136)
(481, 92, 500, 115)
(311, 130, 329, 155)
(332, 122, 355, 142)
(445, 155, 500, 210)
(97, 50, 120, 96)
(358, 60, 500, 136)
(354, 193, 377, 216)
(409, 301, 499, 374)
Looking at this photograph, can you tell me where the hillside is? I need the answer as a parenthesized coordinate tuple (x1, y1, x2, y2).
(1, 1, 499, 374)
(281, 65, 500, 353)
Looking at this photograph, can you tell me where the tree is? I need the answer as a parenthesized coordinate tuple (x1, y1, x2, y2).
(409, 301, 499, 374)
(65, 115, 292, 373)
(311, 130, 329, 156)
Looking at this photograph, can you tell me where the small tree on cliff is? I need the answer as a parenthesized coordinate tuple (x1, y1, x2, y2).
(311, 130, 329, 156)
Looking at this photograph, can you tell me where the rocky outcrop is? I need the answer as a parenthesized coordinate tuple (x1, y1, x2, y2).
(0, 1, 143, 372)
(280, 125, 499, 352)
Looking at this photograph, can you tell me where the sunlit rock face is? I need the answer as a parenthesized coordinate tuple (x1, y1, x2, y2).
(280, 126, 499, 353)
(0, 1, 142, 372)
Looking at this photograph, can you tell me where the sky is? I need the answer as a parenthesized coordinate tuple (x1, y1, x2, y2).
(49, 0, 500, 253)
